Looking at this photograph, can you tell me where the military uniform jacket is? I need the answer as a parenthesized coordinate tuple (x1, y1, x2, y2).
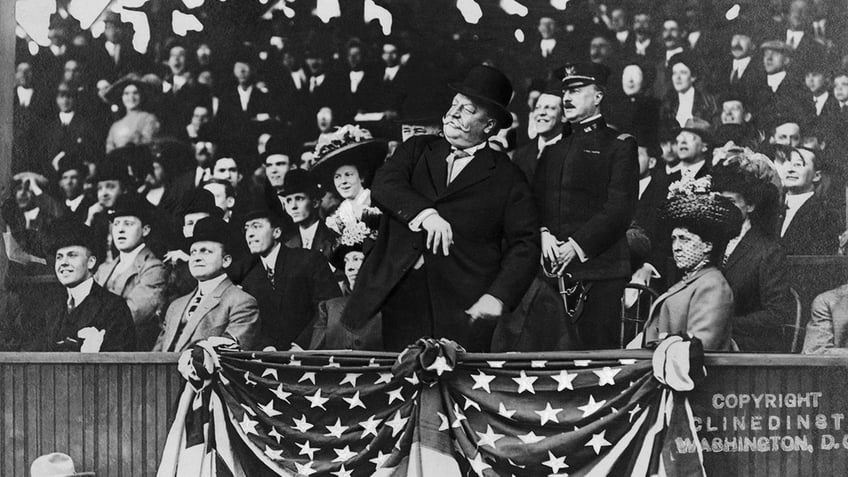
(532, 116, 639, 281)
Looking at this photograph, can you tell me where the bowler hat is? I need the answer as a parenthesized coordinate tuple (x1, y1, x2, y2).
(95, 158, 130, 184)
(109, 194, 153, 225)
(31, 452, 95, 477)
(190, 216, 231, 250)
(243, 203, 285, 228)
(560, 62, 611, 88)
(45, 218, 99, 258)
(57, 154, 87, 177)
(541, 77, 563, 97)
(676, 117, 713, 144)
(449, 64, 514, 128)
(182, 189, 221, 217)
(280, 169, 321, 199)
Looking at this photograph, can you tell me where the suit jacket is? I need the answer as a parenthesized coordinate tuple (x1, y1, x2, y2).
(153, 276, 259, 352)
(43, 112, 101, 169)
(781, 193, 840, 255)
(532, 117, 639, 280)
(722, 227, 794, 352)
(641, 266, 735, 351)
(284, 221, 336, 263)
(715, 55, 765, 105)
(229, 245, 341, 349)
(341, 135, 540, 340)
(527, 38, 571, 79)
(94, 245, 169, 351)
(658, 87, 719, 132)
(751, 74, 815, 125)
(803, 284, 848, 355)
(512, 141, 541, 184)
(159, 76, 211, 137)
(216, 85, 274, 155)
(45, 282, 137, 352)
(89, 40, 150, 82)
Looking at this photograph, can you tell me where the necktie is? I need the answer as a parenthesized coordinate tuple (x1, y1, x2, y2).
(310, 76, 318, 93)
(445, 149, 470, 186)
(266, 266, 275, 287)
(185, 291, 204, 322)
(67, 296, 75, 313)
(730, 68, 739, 84)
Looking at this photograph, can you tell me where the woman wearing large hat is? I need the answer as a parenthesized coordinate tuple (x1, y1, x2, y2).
(629, 176, 743, 351)
(310, 124, 387, 235)
(102, 73, 161, 152)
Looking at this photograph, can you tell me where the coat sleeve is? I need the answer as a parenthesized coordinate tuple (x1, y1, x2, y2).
(309, 254, 343, 306)
(803, 292, 848, 355)
(151, 301, 178, 352)
(371, 137, 436, 223)
(224, 293, 261, 351)
(125, 261, 168, 327)
(570, 137, 639, 258)
(733, 245, 794, 343)
(486, 177, 541, 310)
(685, 275, 734, 351)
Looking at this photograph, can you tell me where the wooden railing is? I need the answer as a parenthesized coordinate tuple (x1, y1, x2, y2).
(1, 352, 847, 477)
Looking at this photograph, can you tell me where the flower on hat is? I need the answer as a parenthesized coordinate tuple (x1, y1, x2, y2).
(667, 175, 711, 199)
(313, 124, 374, 160)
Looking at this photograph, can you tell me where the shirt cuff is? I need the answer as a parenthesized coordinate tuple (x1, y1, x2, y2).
(409, 208, 438, 232)
(568, 238, 589, 263)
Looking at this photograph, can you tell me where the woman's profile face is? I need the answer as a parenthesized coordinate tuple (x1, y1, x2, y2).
(671, 227, 711, 271)
(334, 164, 364, 200)
(122, 84, 141, 111)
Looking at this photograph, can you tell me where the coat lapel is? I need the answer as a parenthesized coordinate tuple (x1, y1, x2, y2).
(162, 294, 191, 351)
(424, 139, 452, 196)
(273, 245, 290, 289)
(173, 278, 229, 351)
(443, 147, 496, 197)
(724, 229, 755, 271)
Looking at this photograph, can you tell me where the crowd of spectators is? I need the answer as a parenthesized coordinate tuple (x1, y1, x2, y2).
(5, 0, 848, 354)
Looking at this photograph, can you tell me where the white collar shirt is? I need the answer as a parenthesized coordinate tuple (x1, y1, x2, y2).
(115, 243, 145, 275)
(447, 141, 487, 184)
(638, 176, 652, 199)
(731, 56, 751, 79)
(383, 66, 399, 82)
(197, 272, 228, 296)
(814, 91, 829, 115)
(635, 37, 651, 56)
(260, 242, 282, 273)
(65, 195, 84, 212)
(767, 71, 786, 93)
(17, 86, 33, 107)
(237, 85, 253, 111)
(349, 70, 365, 93)
(676, 88, 696, 127)
(537, 132, 563, 158)
(59, 111, 74, 126)
(300, 220, 320, 249)
(665, 47, 684, 64)
(67, 277, 95, 308)
(540, 38, 556, 57)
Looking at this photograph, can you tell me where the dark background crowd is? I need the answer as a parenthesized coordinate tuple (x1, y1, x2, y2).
(5, 0, 848, 354)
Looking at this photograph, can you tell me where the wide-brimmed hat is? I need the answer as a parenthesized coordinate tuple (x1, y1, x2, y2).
(310, 125, 388, 191)
(449, 64, 514, 128)
(102, 73, 157, 105)
(31, 452, 95, 477)
(661, 178, 743, 244)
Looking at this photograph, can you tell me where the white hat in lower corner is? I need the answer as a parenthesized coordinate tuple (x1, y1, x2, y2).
(31, 452, 95, 477)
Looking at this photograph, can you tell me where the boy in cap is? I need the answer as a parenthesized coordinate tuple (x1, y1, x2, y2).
(154, 216, 259, 352)
(44, 218, 137, 351)
(280, 169, 335, 262)
(94, 195, 168, 350)
(672, 117, 713, 183)
(230, 205, 340, 349)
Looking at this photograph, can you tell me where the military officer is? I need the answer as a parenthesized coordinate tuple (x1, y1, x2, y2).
(532, 62, 639, 349)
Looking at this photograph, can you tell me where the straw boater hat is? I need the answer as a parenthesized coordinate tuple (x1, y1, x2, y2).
(661, 177, 743, 246)
(309, 125, 388, 192)
(31, 452, 95, 477)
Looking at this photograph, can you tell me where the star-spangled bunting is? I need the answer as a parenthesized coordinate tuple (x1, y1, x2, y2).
(159, 340, 707, 477)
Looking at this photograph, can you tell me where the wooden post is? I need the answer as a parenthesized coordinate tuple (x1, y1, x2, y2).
(0, 0, 16, 289)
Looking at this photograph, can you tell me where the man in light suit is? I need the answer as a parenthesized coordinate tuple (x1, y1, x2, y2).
(340, 65, 540, 352)
(95, 196, 168, 350)
(803, 284, 848, 354)
(153, 216, 259, 352)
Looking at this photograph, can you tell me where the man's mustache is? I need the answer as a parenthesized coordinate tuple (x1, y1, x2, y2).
(443, 117, 471, 132)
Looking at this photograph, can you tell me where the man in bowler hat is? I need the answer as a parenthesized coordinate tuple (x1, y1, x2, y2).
(533, 62, 639, 349)
(340, 64, 540, 352)
(42, 219, 137, 352)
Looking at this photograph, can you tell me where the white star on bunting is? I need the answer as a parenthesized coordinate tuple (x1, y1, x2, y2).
(437, 412, 450, 431)
(578, 395, 606, 417)
(628, 404, 642, 423)
(574, 359, 592, 367)
(593, 367, 621, 386)
(269, 427, 284, 443)
(586, 430, 612, 454)
(375, 372, 393, 384)
(475, 424, 504, 448)
(517, 431, 545, 444)
(264, 445, 284, 460)
(405, 373, 420, 385)
(512, 370, 538, 394)
(259, 400, 282, 417)
(271, 384, 292, 403)
(471, 370, 496, 393)
(451, 404, 467, 428)
(331, 465, 353, 477)
(497, 402, 516, 419)
(239, 413, 259, 435)
(551, 369, 578, 391)
(385, 410, 408, 436)
(343, 390, 366, 409)
(370, 450, 391, 468)
(468, 451, 492, 475)
(296, 440, 319, 460)
(305, 389, 329, 410)
(463, 396, 481, 411)
(542, 451, 568, 473)
(333, 445, 357, 462)
(486, 360, 506, 368)
(535, 402, 563, 425)
(288, 355, 302, 366)
(294, 460, 317, 476)
(387, 387, 405, 404)
(340, 373, 361, 386)
(323, 356, 341, 368)
(244, 371, 257, 386)
(530, 360, 547, 368)
(358, 415, 382, 438)
(325, 418, 349, 438)
(291, 414, 314, 433)
(298, 372, 316, 384)
(261, 368, 278, 380)
(427, 356, 452, 376)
